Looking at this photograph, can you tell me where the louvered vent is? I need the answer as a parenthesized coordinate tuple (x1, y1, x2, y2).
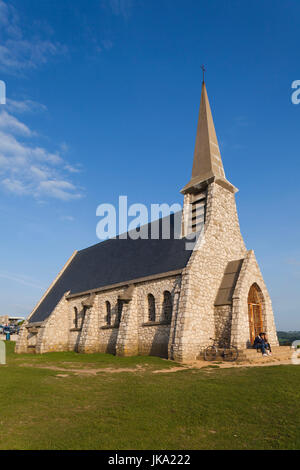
(189, 191, 207, 233)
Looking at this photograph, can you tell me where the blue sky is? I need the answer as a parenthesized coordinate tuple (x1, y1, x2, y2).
(0, 0, 299, 330)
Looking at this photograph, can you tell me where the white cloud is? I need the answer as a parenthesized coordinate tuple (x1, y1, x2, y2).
(6, 98, 47, 114)
(286, 258, 300, 267)
(0, 0, 67, 73)
(107, 0, 133, 18)
(38, 180, 81, 201)
(0, 270, 44, 289)
(2, 177, 27, 195)
(59, 142, 69, 153)
(0, 0, 20, 38)
(101, 39, 113, 51)
(64, 163, 82, 173)
(0, 3, 81, 201)
(30, 165, 50, 180)
(60, 215, 75, 222)
(0, 110, 82, 201)
(0, 110, 32, 136)
(31, 146, 62, 165)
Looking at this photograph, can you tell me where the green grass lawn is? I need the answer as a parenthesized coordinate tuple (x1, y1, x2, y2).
(0, 341, 300, 450)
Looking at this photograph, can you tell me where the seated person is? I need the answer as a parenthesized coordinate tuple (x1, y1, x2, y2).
(253, 332, 269, 357)
(262, 333, 272, 356)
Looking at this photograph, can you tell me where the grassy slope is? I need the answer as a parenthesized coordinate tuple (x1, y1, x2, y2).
(0, 342, 300, 450)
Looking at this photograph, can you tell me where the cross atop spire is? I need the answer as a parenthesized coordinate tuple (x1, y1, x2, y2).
(201, 64, 205, 83)
(181, 80, 236, 194)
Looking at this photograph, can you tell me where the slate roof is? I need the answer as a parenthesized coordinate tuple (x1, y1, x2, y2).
(214, 259, 244, 306)
(29, 213, 193, 324)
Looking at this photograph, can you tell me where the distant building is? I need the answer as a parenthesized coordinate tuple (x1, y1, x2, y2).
(0, 316, 25, 325)
(16, 80, 279, 360)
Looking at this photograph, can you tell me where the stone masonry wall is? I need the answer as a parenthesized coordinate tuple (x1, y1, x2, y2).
(172, 182, 247, 362)
(67, 295, 91, 352)
(78, 301, 100, 354)
(214, 305, 232, 348)
(136, 276, 181, 358)
(98, 289, 123, 354)
(15, 293, 71, 354)
(70, 288, 124, 354)
(231, 250, 279, 349)
(25, 275, 181, 357)
(116, 292, 138, 357)
(16, 323, 40, 353)
(15, 321, 31, 353)
(35, 293, 70, 353)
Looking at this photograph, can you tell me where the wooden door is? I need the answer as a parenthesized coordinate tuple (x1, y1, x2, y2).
(248, 284, 264, 344)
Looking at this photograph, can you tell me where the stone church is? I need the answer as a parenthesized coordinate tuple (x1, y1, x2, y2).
(16, 80, 279, 361)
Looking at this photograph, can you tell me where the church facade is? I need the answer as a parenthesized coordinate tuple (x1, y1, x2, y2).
(16, 81, 279, 361)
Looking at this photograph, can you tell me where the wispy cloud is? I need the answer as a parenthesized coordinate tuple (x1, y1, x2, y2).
(0, 271, 44, 289)
(6, 98, 47, 114)
(60, 215, 75, 222)
(0, 0, 67, 73)
(101, 39, 113, 50)
(234, 116, 249, 128)
(0, 105, 82, 201)
(105, 0, 133, 19)
(286, 258, 300, 267)
(0, 2, 82, 201)
(64, 163, 82, 174)
(38, 180, 81, 201)
(0, 110, 32, 136)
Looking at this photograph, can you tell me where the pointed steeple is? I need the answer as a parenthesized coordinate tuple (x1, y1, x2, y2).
(181, 80, 236, 194)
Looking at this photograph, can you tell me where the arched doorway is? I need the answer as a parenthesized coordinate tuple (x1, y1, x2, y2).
(248, 284, 264, 344)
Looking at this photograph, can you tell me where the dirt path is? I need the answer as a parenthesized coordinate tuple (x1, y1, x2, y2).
(19, 363, 147, 375)
(182, 358, 294, 370)
(154, 357, 296, 373)
(17, 357, 296, 377)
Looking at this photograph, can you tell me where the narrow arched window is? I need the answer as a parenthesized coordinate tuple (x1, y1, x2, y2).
(148, 294, 156, 322)
(106, 301, 111, 326)
(74, 307, 78, 329)
(162, 291, 173, 323)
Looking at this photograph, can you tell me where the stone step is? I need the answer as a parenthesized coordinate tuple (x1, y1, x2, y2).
(238, 346, 292, 363)
(198, 346, 293, 363)
(240, 346, 291, 355)
(239, 353, 291, 360)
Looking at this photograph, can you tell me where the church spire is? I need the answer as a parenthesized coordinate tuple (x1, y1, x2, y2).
(181, 78, 236, 194)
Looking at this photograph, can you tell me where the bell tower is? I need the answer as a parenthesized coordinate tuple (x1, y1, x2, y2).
(181, 78, 237, 237)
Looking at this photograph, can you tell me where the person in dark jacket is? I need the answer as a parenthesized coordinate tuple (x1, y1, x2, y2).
(253, 332, 269, 356)
(262, 333, 272, 355)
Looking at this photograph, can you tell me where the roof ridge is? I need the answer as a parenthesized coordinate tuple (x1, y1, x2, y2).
(78, 210, 183, 254)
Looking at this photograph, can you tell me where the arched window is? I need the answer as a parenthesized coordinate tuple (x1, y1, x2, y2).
(148, 294, 156, 322)
(248, 283, 264, 344)
(106, 301, 111, 326)
(116, 299, 123, 326)
(74, 307, 78, 329)
(162, 291, 173, 323)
